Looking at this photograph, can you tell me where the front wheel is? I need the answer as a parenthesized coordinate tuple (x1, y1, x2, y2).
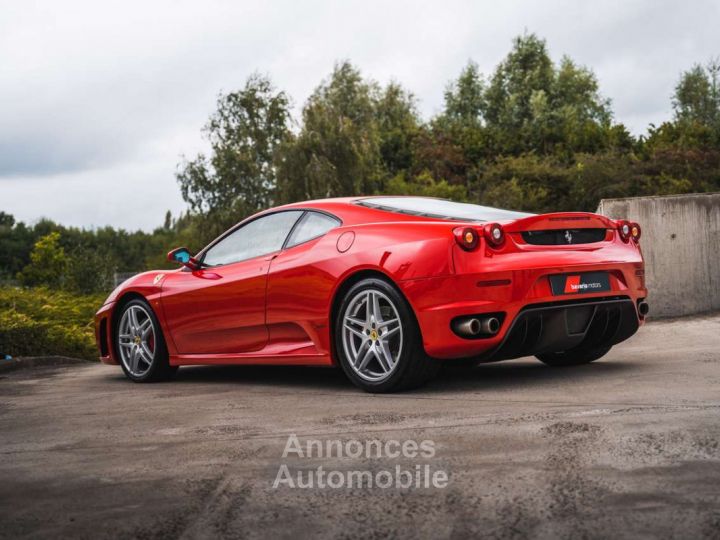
(536, 345, 611, 367)
(334, 278, 439, 393)
(115, 299, 177, 382)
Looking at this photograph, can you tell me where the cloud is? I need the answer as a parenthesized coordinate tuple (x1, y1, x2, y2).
(0, 159, 186, 231)
(0, 0, 718, 229)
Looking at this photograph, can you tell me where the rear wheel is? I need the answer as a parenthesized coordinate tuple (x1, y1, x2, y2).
(536, 345, 611, 366)
(115, 299, 177, 382)
(334, 278, 439, 393)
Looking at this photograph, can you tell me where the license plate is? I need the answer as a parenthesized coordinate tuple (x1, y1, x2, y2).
(549, 272, 611, 295)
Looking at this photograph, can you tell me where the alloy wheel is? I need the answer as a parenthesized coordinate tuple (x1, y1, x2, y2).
(117, 305, 156, 377)
(341, 289, 403, 382)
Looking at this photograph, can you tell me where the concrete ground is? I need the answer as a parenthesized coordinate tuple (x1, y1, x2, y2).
(1, 315, 719, 539)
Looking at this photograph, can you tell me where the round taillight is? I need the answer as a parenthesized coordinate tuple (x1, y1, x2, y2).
(618, 220, 631, 242)
(630, 222, 641, 241)
(484, 223, 505, 247)
(454, 227, 479, 251)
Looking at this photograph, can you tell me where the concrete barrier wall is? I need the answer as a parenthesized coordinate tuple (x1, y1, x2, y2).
(597, 193, 720, 318)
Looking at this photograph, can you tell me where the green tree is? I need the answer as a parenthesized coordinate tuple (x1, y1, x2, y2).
(663, 60, 720, 148)
(409, 127, 472, 189)
(65, 246, 117, 294)
(276, 62, 383, 202)
(572, 152, 696, 210)
(673, 61, 720, 128)
(442, 61, 485, 125)
(484, 33, 555, 153)
(475, 155, 570, 213)
(433, 61, 489, 174)
(385, 171, 468, 200)
(483, 34, 613, 156)
(0, 213, 33, 280)
(177, 74, 291, 235)
(18, 232, 68, 288)
(428, 33, 625, 211)
(0, 212, 15, 228)
(374, 82, 421, 178)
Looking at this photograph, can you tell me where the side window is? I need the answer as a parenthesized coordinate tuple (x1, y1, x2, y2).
(285, 212, 340, 248)
(202, 211, 303, 266)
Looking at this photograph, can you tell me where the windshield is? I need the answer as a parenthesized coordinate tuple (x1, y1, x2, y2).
(356, 197, 533, 222)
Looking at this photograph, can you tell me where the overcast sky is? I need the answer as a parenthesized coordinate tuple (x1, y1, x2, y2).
(1, 0, 718, 231)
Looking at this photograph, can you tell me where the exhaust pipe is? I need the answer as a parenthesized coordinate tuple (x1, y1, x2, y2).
(452, 316, 501, 337)
(480, 317, 501, 335)
(453, 318, 482, 337)
(638, 301, 649, 317)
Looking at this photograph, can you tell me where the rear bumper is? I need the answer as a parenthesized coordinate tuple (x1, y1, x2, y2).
(400, 263, 646, 359)
(480, 296, 639, 362)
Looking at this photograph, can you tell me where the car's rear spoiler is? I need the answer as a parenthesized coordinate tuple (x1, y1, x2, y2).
(503, 212, 615, 232)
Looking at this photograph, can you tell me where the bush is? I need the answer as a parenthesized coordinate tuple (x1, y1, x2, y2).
(0, 286, 105, 360)
(0, 311, 48, 357)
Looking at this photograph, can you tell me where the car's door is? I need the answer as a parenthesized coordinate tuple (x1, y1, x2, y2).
(266, 211, 342, 352)
(160, 210, 303, 355)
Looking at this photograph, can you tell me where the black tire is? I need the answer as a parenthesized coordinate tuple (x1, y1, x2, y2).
(536, 345, 612, 366)
(114, 298, 177, 382)
(334, 278, 439, 393)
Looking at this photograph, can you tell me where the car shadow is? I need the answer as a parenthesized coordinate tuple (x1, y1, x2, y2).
(424, 357, 642, 394)
(172, 364, 350, 391)
(119, 356, 645, 395)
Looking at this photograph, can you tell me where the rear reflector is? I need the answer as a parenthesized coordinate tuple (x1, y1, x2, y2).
(476, 279, 512, 287)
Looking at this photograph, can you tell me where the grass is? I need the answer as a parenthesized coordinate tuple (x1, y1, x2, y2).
(0, 286, 106, 360)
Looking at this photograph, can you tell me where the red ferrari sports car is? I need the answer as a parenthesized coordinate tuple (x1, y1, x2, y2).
(95, 196, 647, 392)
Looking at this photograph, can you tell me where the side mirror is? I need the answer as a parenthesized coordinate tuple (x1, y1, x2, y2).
(167, 247, 198, 269)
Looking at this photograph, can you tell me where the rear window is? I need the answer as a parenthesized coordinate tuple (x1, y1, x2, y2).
(356, 197, 533, 222)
